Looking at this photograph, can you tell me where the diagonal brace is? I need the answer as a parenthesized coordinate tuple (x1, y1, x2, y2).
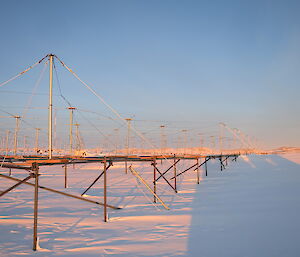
(0, 173, 121, 210)
(219, 157, 228, 171)
(81, 161, 112, 196)
(0, 173, 35, 197)
(152, 164, 177, 192)
(154, 159, 180, 182)
(170, 157, 210, 180)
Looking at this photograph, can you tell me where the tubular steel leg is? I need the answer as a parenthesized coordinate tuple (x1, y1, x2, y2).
(220, 157, 223, 171)
(103, 158, 107, 222)
(174, 155, 177, 193)
(64, 164, 68, 188)
(196, 158, 200, 184)
(9, 168, 11, 176)
(153, 159, 157, 203)
(32, 163, 39, 251)
(205, 158, 208, 176)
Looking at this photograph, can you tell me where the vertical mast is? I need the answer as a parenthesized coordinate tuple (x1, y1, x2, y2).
(48, 54, 54, 159)
(35, 128, 40, 154)
(68, 107, 75, 155)
(125, 118, 132, 155)
(13, 116, 20, 155)
(5, 130, 10, 153)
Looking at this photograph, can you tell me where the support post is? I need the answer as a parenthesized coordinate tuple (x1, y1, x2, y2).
(103, 157, 107, 222)
(5, 130, 10, 154)
(153, 158, 157, 203)
(125, 118, 132, 173)
(220, 157, 223, 171)
(125, 159, 128, 174)
(48, 54, 54, 159)
(205, 157, 208, 176)
(32, 162, 39, 251)
(196, 158, 200, 184)
(68, 107, 76, 155)
(13, 116, 20, 156)
(174, 155, 177, 192)
(64, 164, 68, 188)
(35, 128, 41, 154)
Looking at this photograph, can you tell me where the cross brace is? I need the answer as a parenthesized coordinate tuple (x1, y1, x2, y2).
(81, 161, 113, 196)
(170, 157, 211, 180)
(152, 162, 177, 192)
(0, 173, 35, 197)
(220, 156, 230, 171)
(154, 159, 180, 182)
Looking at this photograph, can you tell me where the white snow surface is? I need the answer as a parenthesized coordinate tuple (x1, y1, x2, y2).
(0, 154, 300, 257)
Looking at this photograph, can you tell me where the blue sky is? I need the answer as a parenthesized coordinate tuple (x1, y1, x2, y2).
(0, 0, 299, 149)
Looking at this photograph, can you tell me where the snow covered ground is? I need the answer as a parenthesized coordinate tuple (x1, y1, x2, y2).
(0, 154, 299, 257)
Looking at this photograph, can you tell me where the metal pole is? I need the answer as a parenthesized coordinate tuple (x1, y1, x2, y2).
(210, 136, 215, 153)
(13, 116, 20, 155)
(125, 118, 132, 173)
(35, 128, 40, 154)
(64, 164, 68, 188)
(125, 118, 132, 154)
(74, 123, 81, 153)
(32, 163, 39, 251)
(182, 129, 187, 154)
(5, 130, 10, 153)
(114, 128, 119, 154)
(153, 158, 156, 203)
(220, 157, 223, 171)
(219, 123, 224, 155)
(23, 135, 28, 154)
(198, 133, 203, 153)
(174, 155, 177, 192)
(205, 157, 208, 176)
(48, 54, 54, 159)
(160, 125, 165, 155)
(103, 157, 107, 222)
(196, 158, 200, 184)
(68, 107, 75, 155)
